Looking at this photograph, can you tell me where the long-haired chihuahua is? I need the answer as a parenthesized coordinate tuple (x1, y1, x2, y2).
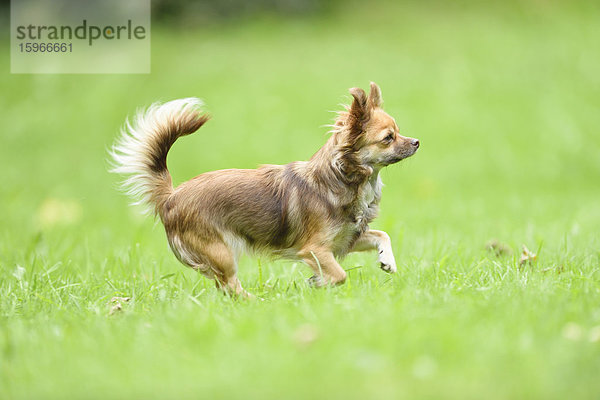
(111, 83, 419, 297)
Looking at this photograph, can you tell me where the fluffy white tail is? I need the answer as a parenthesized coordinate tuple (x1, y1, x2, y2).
(109, 98, 210, 215)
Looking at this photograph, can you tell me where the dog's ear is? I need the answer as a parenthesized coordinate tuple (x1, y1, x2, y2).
(368, 82, 382, 109)
(349, 87, 367, 116)
(347, 87, 369, 144)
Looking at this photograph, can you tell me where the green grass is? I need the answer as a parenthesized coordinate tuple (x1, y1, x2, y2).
(1, 1, 600, 398)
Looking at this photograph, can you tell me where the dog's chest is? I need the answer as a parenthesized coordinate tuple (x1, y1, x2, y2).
(354, 174, 382, 225)
(333, 174, 382, 252)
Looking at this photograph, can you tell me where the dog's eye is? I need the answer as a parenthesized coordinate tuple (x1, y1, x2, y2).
(383, 133, 394, 143)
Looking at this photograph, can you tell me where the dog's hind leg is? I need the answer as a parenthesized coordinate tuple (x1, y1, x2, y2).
(169, 234, 251, 298)
(198, 240, 251, 298)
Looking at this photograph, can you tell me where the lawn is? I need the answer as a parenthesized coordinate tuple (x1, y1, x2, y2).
(1, 1, 600, 399)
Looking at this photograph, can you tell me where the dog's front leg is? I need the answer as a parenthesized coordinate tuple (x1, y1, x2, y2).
(299, 247, 347, 287)
(351, 229, 397, 273)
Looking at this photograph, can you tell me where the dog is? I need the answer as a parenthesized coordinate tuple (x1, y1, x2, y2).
(110, 83, 419, 297)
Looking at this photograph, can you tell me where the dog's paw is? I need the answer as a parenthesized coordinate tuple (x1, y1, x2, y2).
(379, 250, 396, 274)
(379, 262, 397, 273)
(307, 275, 326, 288)
(378, 252, 397, 273)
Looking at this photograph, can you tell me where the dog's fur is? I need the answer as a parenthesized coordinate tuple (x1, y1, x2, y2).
(110, 83, 419, 296)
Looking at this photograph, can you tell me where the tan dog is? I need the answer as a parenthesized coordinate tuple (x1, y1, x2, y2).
(111, 83, 419, 297)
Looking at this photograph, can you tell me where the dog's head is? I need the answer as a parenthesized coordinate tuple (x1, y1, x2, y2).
(335, 82, 419, 170)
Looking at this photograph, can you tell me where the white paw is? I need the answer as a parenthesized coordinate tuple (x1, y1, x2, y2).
(378, 251, 397, 273)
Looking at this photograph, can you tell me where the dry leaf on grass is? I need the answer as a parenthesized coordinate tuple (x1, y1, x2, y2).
(519, 245, 537, 266)
(109, 303, 123, 315)
(108, 297, 131, 315)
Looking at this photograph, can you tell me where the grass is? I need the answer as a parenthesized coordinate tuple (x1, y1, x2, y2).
(1, 1, 600, 398)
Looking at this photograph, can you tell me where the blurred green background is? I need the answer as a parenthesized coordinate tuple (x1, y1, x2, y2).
(1, 1, 600, 399)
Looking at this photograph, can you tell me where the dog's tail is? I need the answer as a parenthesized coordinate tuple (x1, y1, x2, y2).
(109, 98, 210, 215)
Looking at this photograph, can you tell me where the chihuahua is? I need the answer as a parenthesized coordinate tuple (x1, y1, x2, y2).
(111, 83, 419, 297)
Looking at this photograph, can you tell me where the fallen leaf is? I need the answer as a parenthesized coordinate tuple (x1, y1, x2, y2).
(108, 296, 130, 315)
(109, 303, 123, 315)
(519, 245, 537, 266)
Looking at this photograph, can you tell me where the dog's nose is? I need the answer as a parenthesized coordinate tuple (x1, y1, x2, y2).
(411, 139, 420, 148)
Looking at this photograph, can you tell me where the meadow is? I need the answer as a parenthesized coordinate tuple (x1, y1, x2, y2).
(1, 1, 600, 398)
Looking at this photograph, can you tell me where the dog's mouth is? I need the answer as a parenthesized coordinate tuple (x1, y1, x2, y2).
(385, 146, 419, 165)
(385, 156, 406, 165)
